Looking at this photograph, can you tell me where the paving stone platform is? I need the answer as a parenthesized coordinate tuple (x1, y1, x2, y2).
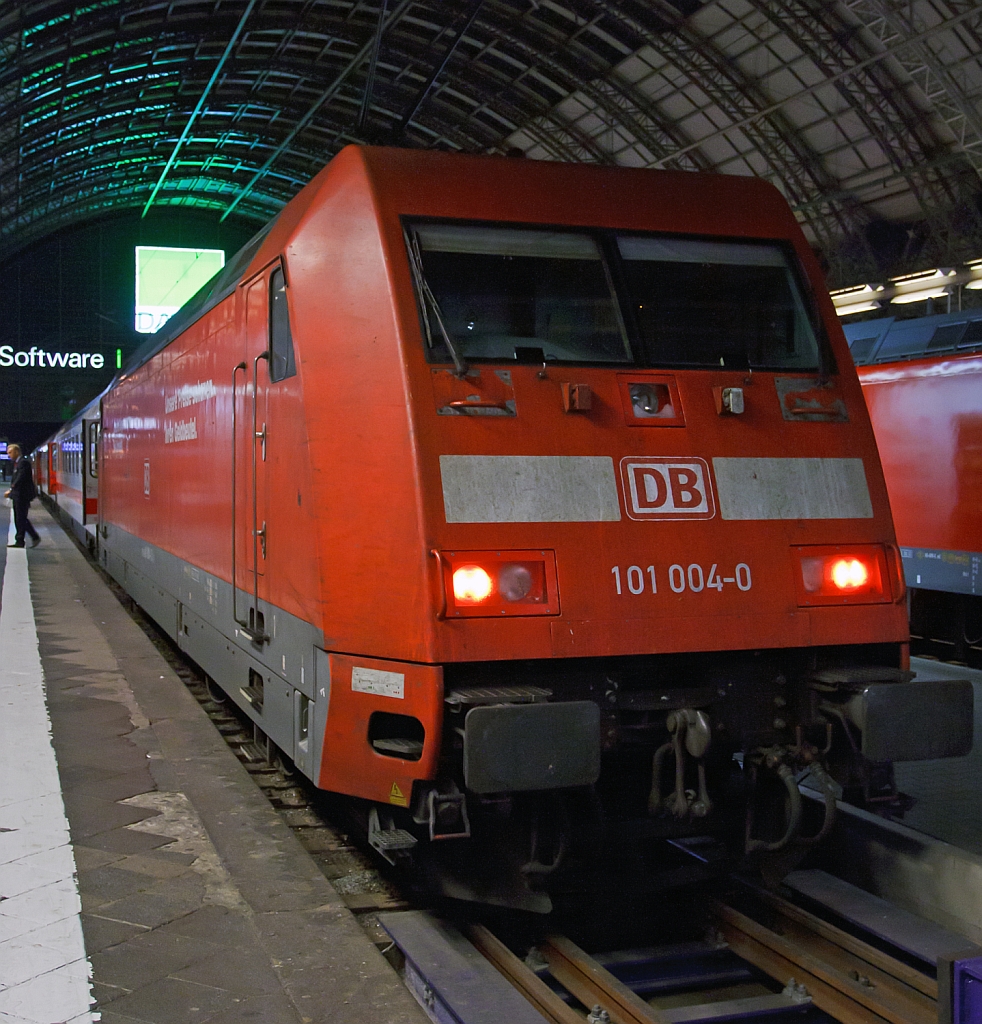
(0, 504, 425, 1024)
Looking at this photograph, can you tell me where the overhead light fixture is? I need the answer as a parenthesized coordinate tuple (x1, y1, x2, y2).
(830, 283, 882, 301)
(890, 286, 952, 304)
(886, 267, 955, 305)
(963, 259, 982, 290)
(830, 284, 883, 316)
(887, 267, 955, 285)
(834, 300, 882, 317)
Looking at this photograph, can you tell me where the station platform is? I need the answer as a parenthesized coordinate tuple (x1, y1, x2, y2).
(0, 505, 426, 1024)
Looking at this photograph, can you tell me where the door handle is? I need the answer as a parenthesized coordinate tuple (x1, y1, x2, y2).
(255, 521, 267, 559)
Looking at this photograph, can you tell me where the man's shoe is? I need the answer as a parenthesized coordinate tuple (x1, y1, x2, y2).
(7, 542, 25, 548)
(29, 536, 40, 547)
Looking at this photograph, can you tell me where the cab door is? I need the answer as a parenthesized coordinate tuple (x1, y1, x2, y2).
(234, 263, 296, 644)
(233, 272, 271, 641)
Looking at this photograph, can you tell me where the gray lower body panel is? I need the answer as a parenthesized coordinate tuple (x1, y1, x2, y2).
(101, 522, 328, 780)
(903, 546, 982, 597)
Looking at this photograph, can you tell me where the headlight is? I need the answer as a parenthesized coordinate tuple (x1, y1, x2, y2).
(452, 565, 494, 604)
(440, 550, 560, 617)
(794, 545, 891, 605)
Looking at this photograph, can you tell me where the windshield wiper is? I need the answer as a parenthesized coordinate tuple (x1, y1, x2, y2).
(405, 230, 468, 377)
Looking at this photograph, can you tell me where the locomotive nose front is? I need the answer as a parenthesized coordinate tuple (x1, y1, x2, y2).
(403, 214, 930, 852)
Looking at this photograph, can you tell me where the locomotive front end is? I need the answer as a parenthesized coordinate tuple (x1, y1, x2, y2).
(303, 149, 973, 906)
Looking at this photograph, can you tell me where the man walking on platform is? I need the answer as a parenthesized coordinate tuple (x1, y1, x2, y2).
(5, 444, 40, 548)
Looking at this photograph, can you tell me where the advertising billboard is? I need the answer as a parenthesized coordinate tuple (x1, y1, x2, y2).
(135, 246, 225, 334)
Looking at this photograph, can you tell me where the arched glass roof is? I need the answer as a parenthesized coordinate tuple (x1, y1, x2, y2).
(2, 0, 981, 283)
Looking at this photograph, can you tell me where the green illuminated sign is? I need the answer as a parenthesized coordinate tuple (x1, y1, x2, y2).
(135, 245, 225, 334)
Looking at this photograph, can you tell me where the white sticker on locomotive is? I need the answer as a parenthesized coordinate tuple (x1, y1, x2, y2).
(351, 667, 405, 699)
(712, 457, 873, 520)
(440, 455, 621, 523)
(620, 458, 715, 520)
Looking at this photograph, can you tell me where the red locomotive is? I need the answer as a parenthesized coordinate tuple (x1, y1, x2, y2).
(846, 311, 982, 665)
(41, 147, 972, 908)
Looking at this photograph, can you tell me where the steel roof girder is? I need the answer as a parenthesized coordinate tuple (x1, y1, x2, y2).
(594, 1, 859, 245)
(471, 5, 708, 166)
(844, 0, 982, 177)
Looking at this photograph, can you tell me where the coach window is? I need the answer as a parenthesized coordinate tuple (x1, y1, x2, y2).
(269, 266, 297, 382)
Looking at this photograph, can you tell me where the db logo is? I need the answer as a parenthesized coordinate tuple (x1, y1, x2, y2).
(620, 458, 715, 520)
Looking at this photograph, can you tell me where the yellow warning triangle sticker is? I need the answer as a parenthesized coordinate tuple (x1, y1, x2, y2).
(389, 782, 407, 806)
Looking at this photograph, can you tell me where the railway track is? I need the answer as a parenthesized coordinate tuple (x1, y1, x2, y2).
(382, 874, 980, 1024)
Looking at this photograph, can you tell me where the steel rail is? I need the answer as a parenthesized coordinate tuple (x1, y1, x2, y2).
(711, 898, 936, 1024)
(467, 925, 583, 1024)
(464, 888, 945, 1024)
(538, 934, 671, 1024)
(749, 887, 938, 1000)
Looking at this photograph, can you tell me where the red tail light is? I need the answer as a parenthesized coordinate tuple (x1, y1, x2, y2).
(452, 565, 494, 604)
(441, 550, 559, 617)
(794, 545, 891, 606)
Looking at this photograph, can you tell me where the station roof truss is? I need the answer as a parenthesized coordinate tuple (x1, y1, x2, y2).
(2, 0, 982, 282)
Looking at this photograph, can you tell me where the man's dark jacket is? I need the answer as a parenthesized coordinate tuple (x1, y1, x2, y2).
(9, 457, 37, 503)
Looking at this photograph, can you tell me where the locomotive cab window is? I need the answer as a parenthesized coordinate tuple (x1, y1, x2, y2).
(408, 223, 631, 365)
(269, 266, 296, 382)
(615, 236, 823, 371)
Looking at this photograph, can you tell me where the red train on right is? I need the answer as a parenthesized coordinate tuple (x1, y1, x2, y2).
(845, 310, 982, 664)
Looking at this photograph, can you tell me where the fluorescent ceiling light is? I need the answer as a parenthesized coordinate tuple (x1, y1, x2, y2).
(830, 284, 882, 305)
(834, 300, 882, 316)
(890, 286, 951, 304)
(887, 268, 954, 285)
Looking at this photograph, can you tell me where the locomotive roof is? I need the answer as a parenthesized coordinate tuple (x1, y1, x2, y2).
(119, 144, 805, 380)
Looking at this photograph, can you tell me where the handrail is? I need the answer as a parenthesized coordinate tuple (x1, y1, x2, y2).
(231, 361, 248, 632)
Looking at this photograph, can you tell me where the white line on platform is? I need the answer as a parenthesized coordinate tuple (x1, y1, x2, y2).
(0, 512, 96, 1024)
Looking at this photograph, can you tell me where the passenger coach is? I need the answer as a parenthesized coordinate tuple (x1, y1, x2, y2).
(846, 310, 982, 665)
(37, 393, 101, 550)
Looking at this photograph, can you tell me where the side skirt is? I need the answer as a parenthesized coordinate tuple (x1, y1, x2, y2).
(100, 522, 328, 783)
